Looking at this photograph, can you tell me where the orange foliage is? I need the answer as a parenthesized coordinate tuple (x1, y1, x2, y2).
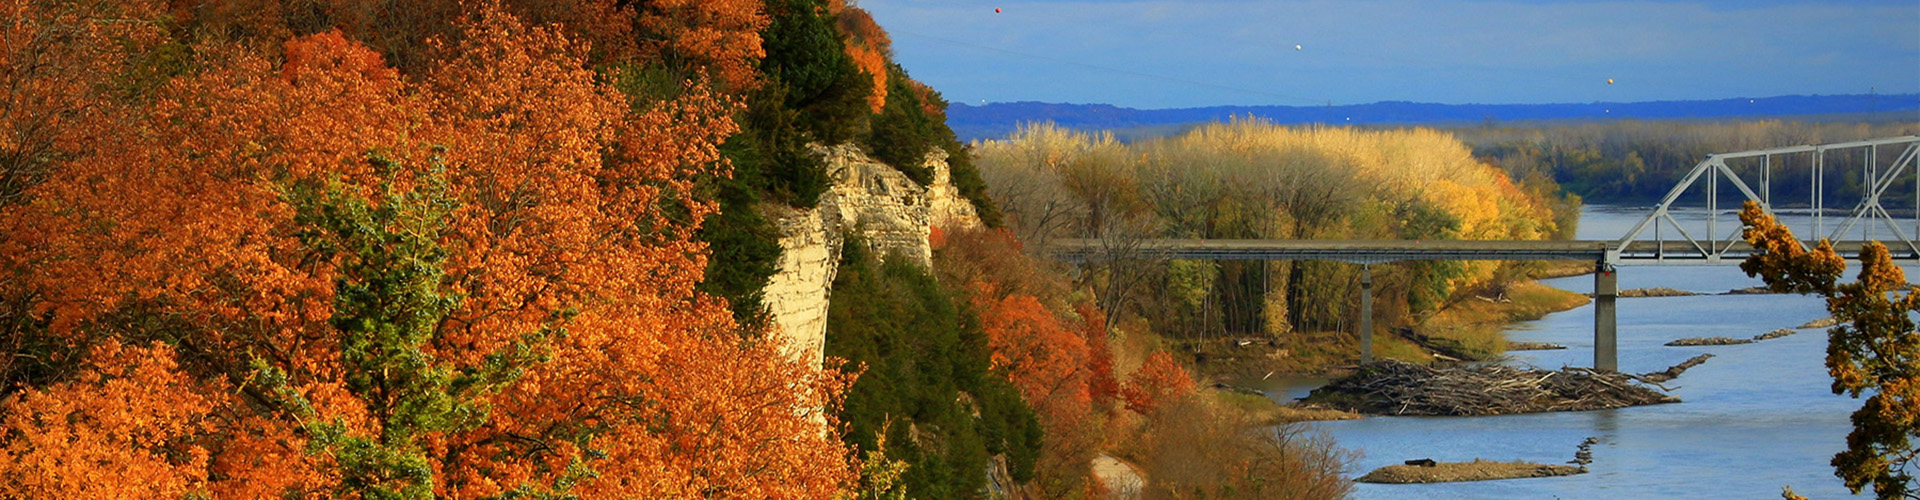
(833, 5, 891, 112)
(633, 0, 768, 89)
(1742, 202, 1920, 497)
(1, 4, 853, 497)
(939, 226, 1116, 494)
(974, 288, 1105, 496)
(1076, 301, 1121, 407)
(1122, 351, 1198, 415)
(1, 341, 217, 498)
(166, 0, 752, 78)
(0, 0, 165, 206)
(976, 290, 1090, 408)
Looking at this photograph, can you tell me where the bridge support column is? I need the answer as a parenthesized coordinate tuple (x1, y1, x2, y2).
(1360, 264, 1373, 364)
(1594, 263, 1618, 372)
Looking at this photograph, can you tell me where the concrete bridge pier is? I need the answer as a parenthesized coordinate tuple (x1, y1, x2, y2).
(1360, 264, 1373, 364)
(1595, 262, 1618, 372)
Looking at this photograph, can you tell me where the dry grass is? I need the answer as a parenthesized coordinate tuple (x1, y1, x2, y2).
(1210, 390, 1363, 425)
(1411, 281, 1589, 358)
(1527, 260, 1595, 279)
(1123, 395, 1355, 500)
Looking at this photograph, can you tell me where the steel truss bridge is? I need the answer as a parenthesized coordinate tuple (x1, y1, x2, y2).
(1052, 136, 1920, 372)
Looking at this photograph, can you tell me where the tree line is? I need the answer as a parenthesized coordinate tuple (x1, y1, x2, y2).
(1459, 119, 1920, 208)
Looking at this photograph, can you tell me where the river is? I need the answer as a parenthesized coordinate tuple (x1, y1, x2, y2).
(1259, 205, 1915, 499)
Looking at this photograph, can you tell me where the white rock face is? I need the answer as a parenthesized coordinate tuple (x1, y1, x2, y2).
(920, 148, 984, 232)
(762, 208, 839, 367)
(764, 145, 983, 366)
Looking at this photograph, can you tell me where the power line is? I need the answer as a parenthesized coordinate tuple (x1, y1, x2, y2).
(889, 29, 1327, 106)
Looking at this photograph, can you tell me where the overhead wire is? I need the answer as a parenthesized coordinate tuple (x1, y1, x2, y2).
(889, 29, 1328, 106)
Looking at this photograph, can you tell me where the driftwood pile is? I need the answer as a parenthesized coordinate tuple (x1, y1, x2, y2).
(1304, 360, 1678, 416)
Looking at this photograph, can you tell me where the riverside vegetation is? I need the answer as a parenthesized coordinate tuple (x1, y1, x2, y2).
(973, 121, 1583, 375)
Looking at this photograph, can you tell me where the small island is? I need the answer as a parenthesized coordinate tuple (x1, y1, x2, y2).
(1356, 459, 1585, 484)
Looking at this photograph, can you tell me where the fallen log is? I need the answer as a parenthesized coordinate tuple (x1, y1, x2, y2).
(1637, 354, 1713, 383)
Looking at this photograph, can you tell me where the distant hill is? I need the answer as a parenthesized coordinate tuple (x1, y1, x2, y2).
(947, 94, 1920, 142)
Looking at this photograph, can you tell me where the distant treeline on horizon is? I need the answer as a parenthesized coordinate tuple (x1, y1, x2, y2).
(948, 94, 1920, 142)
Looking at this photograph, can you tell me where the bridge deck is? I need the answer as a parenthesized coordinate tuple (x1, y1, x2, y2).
(1049, 239, 1916, 264)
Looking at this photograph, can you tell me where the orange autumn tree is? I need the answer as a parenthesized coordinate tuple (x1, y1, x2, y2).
(1, 0, 170, 396)
(973, 290, 1106, 496)
(0, 4, 853, 498)
(828, 1, 890, 112)
(1122, 351, 1198, 416)
(632, 0, 769, 89)
(975, 291, 1090, 406)
(936, 227, 1117, 496)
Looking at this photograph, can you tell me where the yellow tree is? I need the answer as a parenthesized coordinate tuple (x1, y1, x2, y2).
(1740, 201, 1920, 499)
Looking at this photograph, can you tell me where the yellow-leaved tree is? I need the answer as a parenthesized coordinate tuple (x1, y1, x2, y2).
(1740, 200, 1919, 499)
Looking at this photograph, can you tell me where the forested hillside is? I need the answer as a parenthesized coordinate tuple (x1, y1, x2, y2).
(0, 1, 875, 497)
(0, 0, 1009, 497)
(0, 1, 1356, 498)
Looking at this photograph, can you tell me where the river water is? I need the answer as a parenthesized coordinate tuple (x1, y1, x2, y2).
(1257, 205, 1919, 499)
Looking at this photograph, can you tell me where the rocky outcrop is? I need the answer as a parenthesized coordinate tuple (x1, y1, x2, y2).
(920, 148, 983, 233)
(762, 208, 838, 367)
(764, 145, 983, 366)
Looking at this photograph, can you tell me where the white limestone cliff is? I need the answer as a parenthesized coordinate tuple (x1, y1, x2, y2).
(762, 145, 982, 366)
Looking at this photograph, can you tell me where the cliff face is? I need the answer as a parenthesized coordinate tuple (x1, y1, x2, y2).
(763, 145, 981, 366)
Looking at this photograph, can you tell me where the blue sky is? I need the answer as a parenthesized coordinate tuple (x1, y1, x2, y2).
(856, 0, 1920, 108)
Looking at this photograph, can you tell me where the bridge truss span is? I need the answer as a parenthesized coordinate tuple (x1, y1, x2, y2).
(1616, 135, 1920, 263)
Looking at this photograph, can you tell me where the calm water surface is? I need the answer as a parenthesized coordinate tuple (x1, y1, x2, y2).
(1253, 205, 1919, 499)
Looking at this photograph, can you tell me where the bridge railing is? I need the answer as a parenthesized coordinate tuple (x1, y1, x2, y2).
(1048, 238, 1918, 265)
